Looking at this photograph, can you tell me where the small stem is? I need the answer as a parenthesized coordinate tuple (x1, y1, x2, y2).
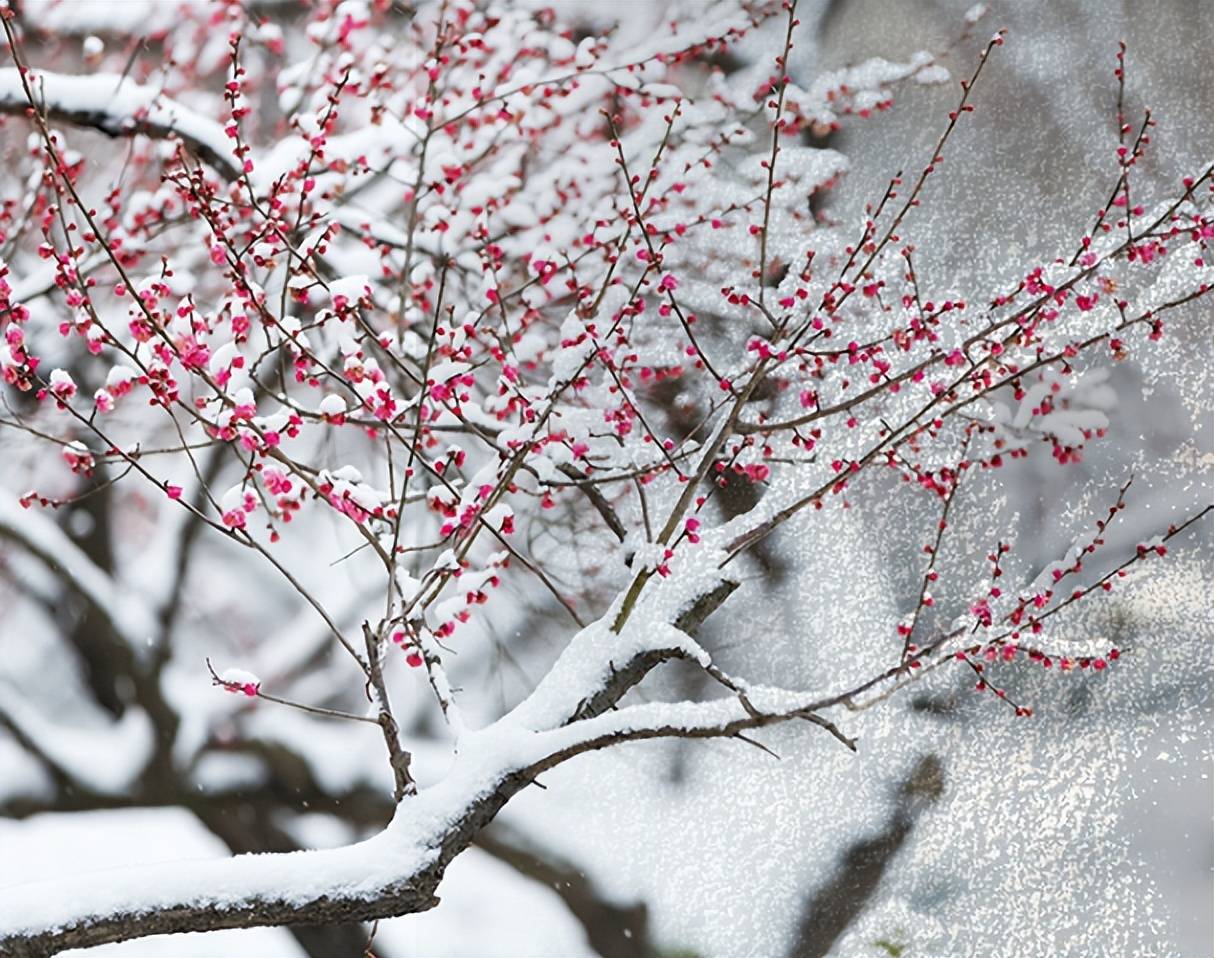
(363, 624, 417, 801)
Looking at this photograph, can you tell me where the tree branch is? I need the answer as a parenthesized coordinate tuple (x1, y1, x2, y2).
(0, 67, 241, 179)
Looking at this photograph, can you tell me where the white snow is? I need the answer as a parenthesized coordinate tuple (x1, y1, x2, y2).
(0, 690, 153, 796)
(0, 810, 303, 957)
(218, 668, 261, 690)
(318, 394, 348, 416)
(0, 493, 159, 648)
(0, 67, 237, 178)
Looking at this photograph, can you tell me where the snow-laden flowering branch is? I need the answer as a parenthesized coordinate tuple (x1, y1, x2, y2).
(0, 0, 1211, 951)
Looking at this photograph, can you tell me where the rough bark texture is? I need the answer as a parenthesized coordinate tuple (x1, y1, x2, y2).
(194, 803, 376, 958)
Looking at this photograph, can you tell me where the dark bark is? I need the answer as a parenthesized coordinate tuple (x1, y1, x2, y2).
(566, 580, 738, 725)
(477, 823, 654, 958)
(194, 801, 374, 958)
(789, 754, 945, 958)
(0, 575, 744, 956)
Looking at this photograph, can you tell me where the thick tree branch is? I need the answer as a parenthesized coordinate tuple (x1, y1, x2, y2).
(3, 502, 1206, 954)
(0, 569, 744, 955)
(0, 67, 241, 179)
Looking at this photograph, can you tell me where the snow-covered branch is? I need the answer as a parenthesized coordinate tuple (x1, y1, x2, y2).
(1, 0, 1211, 952)
(0, 67, 240, 179)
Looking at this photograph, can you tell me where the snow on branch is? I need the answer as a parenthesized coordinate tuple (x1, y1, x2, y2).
(0, 67, 240, 179)
(0, 0, 1212, 952)
(0, 818, 439, 957)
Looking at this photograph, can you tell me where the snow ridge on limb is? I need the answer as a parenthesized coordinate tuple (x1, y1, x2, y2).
(0, 68, 240, 179)
(0, 564, 746, 956)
